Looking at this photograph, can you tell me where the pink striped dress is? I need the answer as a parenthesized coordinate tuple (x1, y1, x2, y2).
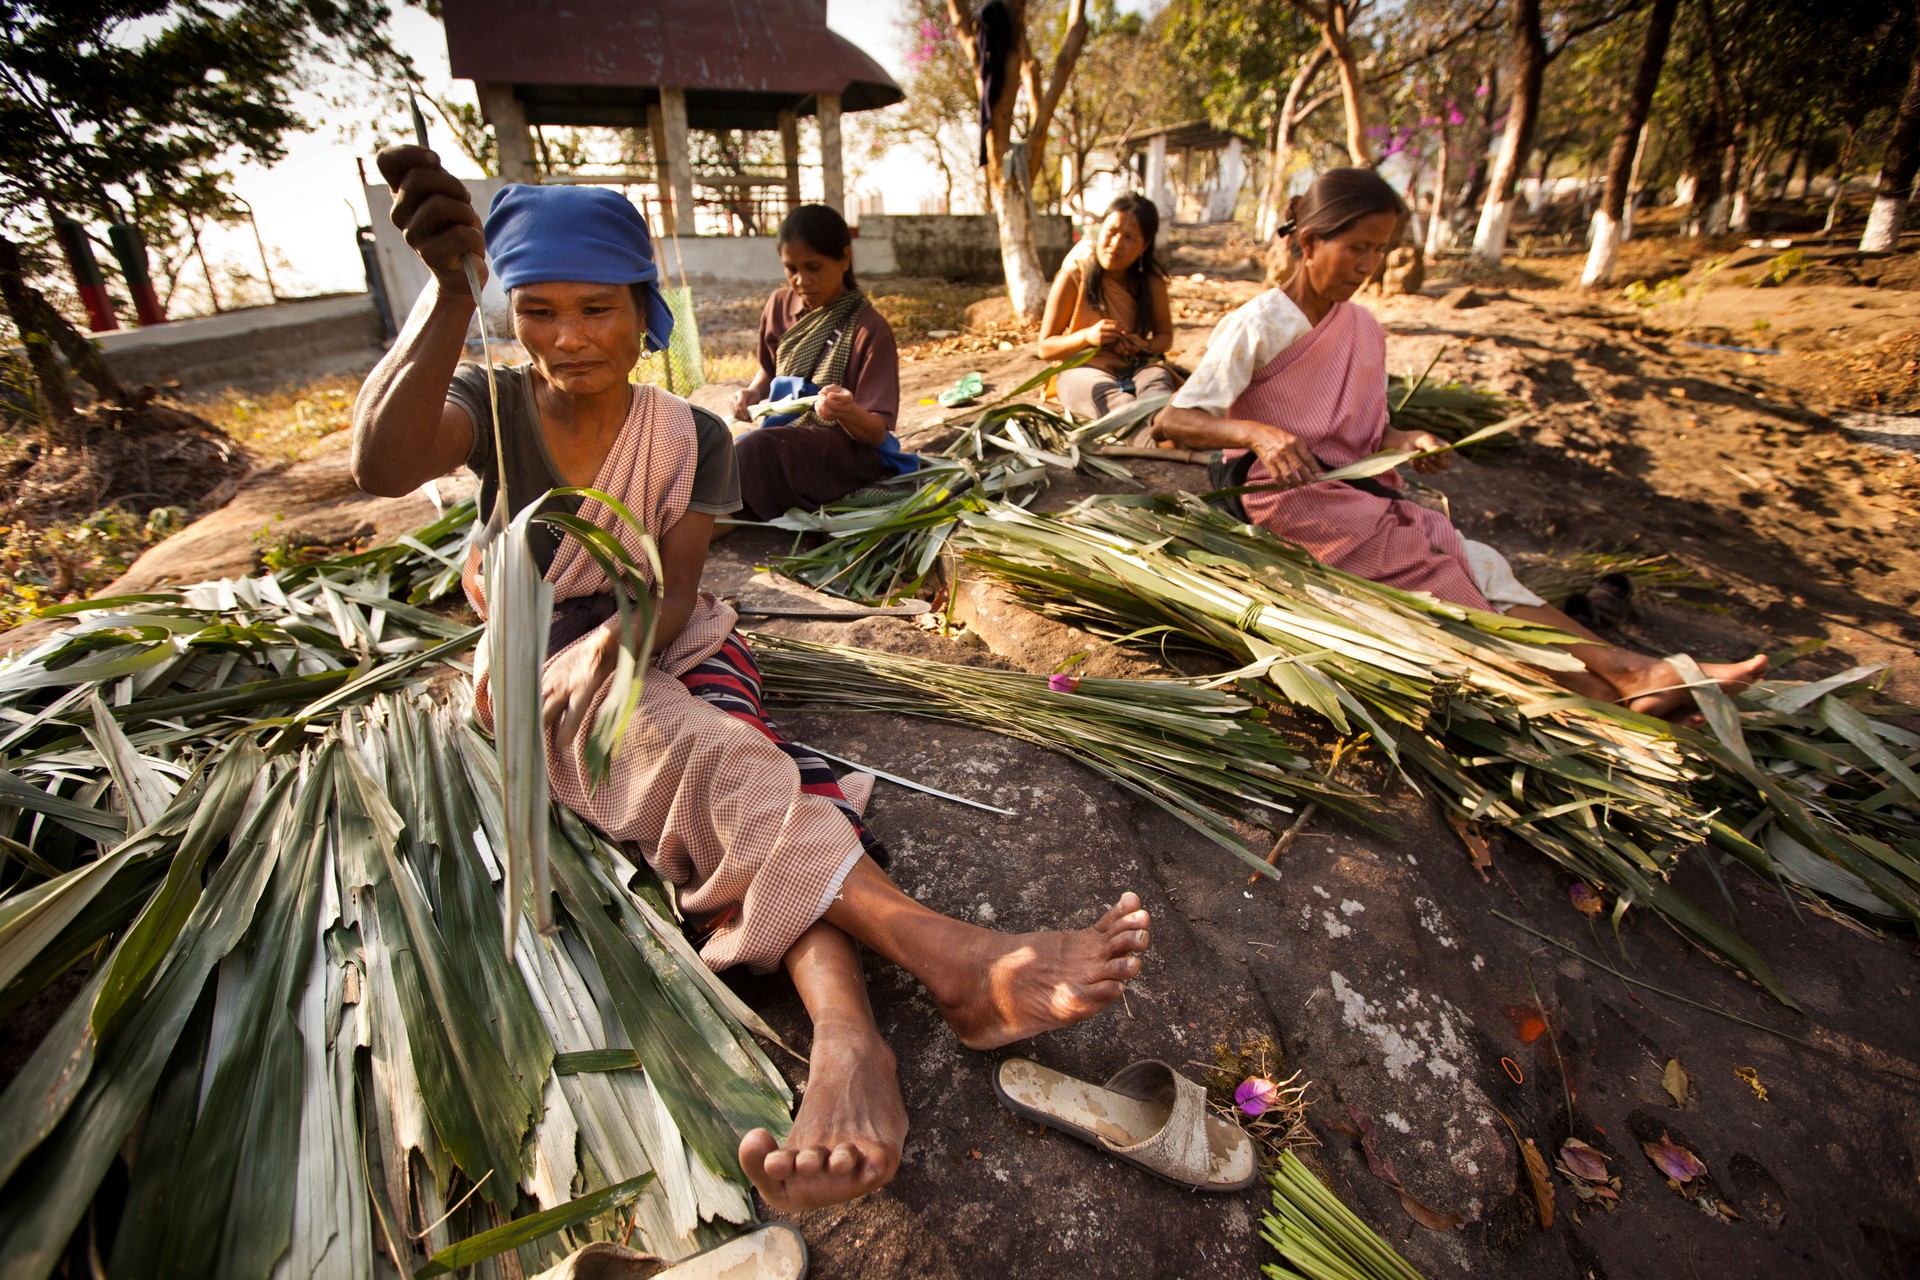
(1227, 300, 1490, 609)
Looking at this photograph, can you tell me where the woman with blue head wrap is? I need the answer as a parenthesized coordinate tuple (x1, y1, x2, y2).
(351, 147, 1153, 1218)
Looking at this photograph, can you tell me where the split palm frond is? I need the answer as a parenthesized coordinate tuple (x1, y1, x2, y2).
(0, 502, 783, 1277)
(955, 493, 1920, 1005)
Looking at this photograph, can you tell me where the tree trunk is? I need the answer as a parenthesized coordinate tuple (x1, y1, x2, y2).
(949, 0, 1088, 322)
(1826, 124, 1857, 233)
(989, 146, 1051, 318)
(1862, 15, 1920, 251)
(1471, 0, 1546, 264)
(0, 232, 75, 423)
(1425, 119, 1452, 256)
(1289, 1, 1370, 166)
(1260, 43, 1332, 239)
(1455, 67, 1499, 217)
(1582, 0, 1678, 286)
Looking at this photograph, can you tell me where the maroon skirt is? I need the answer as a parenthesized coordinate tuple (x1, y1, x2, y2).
(735, 423, 886, 521)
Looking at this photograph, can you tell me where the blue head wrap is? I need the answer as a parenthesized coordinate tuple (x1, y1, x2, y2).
(483, 184, 673, 353)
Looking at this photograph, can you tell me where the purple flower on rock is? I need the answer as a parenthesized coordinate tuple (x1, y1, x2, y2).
(1235, 1077, 1279, 1116)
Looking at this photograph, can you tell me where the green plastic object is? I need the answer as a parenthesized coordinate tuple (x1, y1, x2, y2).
(658, 284, 706, 396)
(937, 371, 985, 408)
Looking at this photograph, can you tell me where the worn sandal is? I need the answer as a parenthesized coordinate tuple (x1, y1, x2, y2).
(992, 1058, 1257, 1192)
(531, 1222, 809, 1280)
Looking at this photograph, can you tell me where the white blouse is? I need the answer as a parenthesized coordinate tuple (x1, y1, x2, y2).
(1169, 289, 1314, 418)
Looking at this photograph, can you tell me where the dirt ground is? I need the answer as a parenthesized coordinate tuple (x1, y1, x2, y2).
(6, 222, 1920, 1278)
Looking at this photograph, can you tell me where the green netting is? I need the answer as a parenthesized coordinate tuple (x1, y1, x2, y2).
(657, 284, 705, 396)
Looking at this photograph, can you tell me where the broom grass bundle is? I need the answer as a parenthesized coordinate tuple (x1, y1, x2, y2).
(1262, 1152, 1428, 1280)
(743, 630, 1372, 875)
(955, 493, 1920, 1004)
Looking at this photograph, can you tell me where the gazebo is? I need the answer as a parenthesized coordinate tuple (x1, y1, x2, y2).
(439, 0, 903, 228)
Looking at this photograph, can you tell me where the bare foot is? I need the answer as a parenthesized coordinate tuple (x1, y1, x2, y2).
(739, 1019, 907, 1213)
(930, 893, 1151, 1051)
(1615, 653, 1769, 720)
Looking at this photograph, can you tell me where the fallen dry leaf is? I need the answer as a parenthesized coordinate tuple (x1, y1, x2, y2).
(1396, 1188, 1466, 1232)
(1336, 1105, 1464, 1231)
(1643, 1133, 1708, 1183)
(1662, 1057, 1689, 1106)
(1558, 1138, 1611, 1183)
(1735, 1066, 1770, 1102)
(1568, 882, 1604, 916)
(1446, 810, 1494, 882)
(1492, 1108, 1555, 1230)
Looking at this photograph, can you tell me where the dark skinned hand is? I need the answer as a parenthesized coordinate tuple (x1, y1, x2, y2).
(1247, 422, 1321, 489)
(375, 144, 487, 295)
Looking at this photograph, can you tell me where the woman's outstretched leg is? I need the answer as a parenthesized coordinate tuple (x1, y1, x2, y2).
(739, 922, 907, 1212)
(822, 856, 1151, 1051)
(1504, 603, 1768, 718)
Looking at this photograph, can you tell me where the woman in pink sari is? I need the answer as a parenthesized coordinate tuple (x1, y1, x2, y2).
(1155, 168, 1766, 718)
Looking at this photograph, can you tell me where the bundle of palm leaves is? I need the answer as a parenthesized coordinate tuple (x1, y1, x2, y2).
(0, 502, 789, 1278)
(1385, 375, 1513, 445)
(743, 630, 1369, 875)
(755, 354, 1166, 603)
(955, 493, 1919, 1004)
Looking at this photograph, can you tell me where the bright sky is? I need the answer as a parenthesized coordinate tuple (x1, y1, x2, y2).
(210, 1, 944, 300)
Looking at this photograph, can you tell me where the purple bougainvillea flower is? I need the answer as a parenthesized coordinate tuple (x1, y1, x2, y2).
(1235, 1077, 1279, 1117)
(1475, 82, 1491, 97)
(1448, 108, 1467, 125)
(1048, 674, 1079, 693)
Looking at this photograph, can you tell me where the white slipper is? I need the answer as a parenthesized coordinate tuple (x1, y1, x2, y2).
(530, 1222, 808, 1279)
(993, 1057, 1257, 1192)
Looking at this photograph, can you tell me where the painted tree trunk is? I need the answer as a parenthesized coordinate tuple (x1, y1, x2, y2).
(1582, 0, 1679, 287)
(991, 154, 1051, 321)
(1472, 0, 1546, 265)
(1862, 18, 1920, 252)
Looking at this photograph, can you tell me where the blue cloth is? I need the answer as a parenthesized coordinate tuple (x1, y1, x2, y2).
(754, 374, 919, 476)
(483, 184, 673, 353)
(758, 373, 817, 428)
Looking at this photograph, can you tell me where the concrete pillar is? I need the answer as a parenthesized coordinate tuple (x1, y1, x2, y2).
(1145, 134, 1169, 219)
(647, 104, 676, 236)
(661, 86, 696, 235)
(779, 108, 802, 211)
(476, 82, 536, 183)
(818, 91, 844, 213)
(1217, 137, 1246, 223)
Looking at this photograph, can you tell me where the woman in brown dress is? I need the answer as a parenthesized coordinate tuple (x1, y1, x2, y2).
(729, 205, 914, 520)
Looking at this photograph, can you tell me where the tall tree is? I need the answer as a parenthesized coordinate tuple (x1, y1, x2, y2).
(1163, 0, 1324, 237)
(1862, 5, 1920, 251)
(1286, 0, 1372, 166)
(1471, 0, 1631, 265)
(1581, 0, 1681, 285)
(0, 0, 411, 424)
(946, 0, 1091, 321)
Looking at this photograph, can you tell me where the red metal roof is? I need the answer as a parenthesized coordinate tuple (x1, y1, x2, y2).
(441, 0, 903, 128)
